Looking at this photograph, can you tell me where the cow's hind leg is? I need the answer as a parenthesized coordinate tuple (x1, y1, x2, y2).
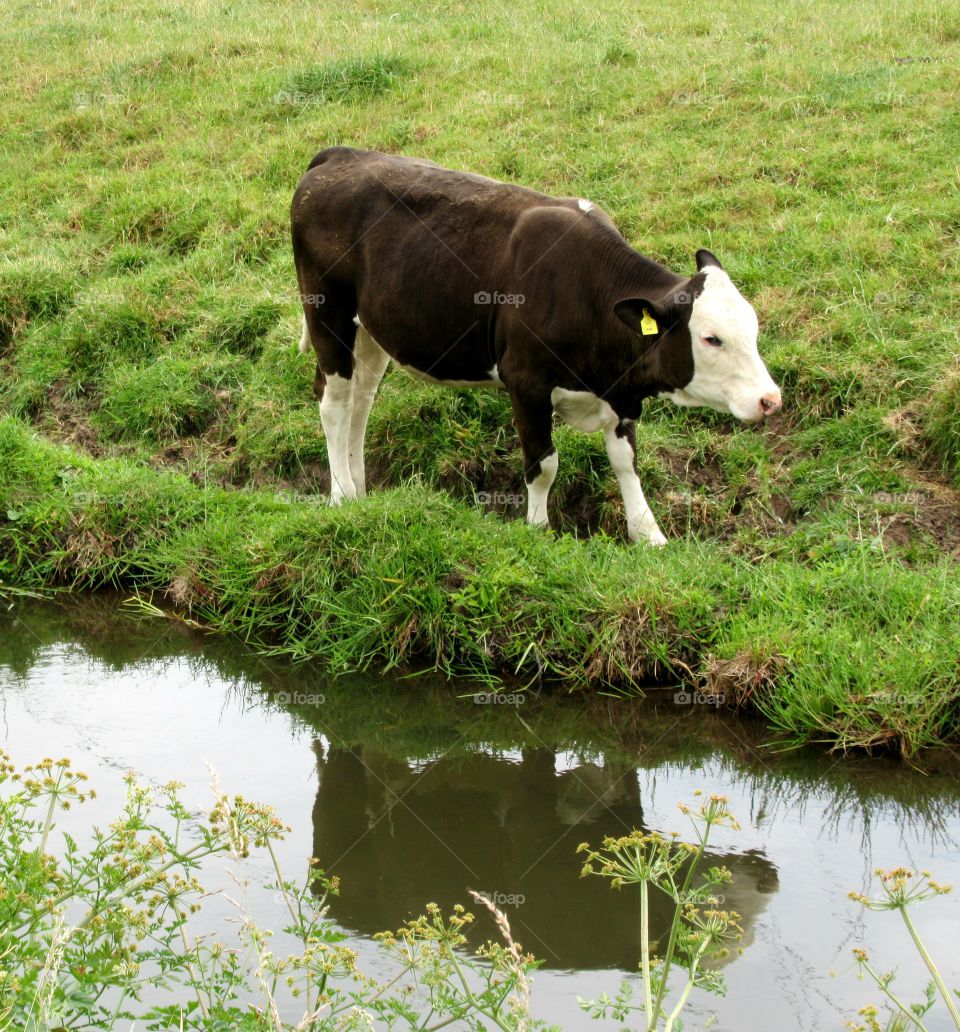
(321, 373, 356, 504)
(301, 300, 358, 504)
(348, 325, 390, 497)
(604, 421, 666, 546)
(511, 392, 557, 529)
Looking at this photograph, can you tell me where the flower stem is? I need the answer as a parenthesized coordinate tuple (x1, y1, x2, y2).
(173, 900, 210, 1021)
(857, 957, 928, 1032)
(651, 835, 709, 1024)
(37, 789, 58, 857)
(900, 907, 960, 1029)
(663, 942, 709, 1032)
(641, 879, 654, 1029)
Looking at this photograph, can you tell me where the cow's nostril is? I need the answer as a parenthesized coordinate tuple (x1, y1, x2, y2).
(760, 394, 782, 416)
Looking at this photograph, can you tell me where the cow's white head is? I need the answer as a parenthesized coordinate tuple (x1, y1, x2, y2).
(665, 250, 781, 423)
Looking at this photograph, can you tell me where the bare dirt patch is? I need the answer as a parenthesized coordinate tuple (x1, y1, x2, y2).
(33, 380, 107, 457)
(869, 477, 960, 558)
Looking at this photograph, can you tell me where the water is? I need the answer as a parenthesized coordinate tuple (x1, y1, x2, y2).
(2, 596, 959, 1030)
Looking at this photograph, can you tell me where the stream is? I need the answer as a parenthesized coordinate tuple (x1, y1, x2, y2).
(2, 596, 958, 1030)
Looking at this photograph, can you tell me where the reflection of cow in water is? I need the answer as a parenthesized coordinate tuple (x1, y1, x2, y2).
(310, 742, 778, 970)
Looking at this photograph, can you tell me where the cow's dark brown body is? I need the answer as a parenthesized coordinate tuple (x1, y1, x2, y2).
(292, 147, 697, 410)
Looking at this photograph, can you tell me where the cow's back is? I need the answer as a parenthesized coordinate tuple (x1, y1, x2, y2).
(291, 148, 585, 378)
(291, 148, 569, 292)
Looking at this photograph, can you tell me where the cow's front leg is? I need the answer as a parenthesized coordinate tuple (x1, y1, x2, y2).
(604, 421, 666, 546)
(511, 393, 557, 530)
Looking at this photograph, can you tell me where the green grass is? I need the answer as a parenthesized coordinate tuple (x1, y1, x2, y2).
(0, 0, 958, 752)
(284, 54, 413, 105)
(924, 358, 960, 486)
(95, 351, 251, 442)
(2, 418, 959, 755)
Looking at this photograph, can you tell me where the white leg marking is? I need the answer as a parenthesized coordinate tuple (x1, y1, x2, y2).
(604, 428, 666, 546)
(348, 327, 390, 497)
(526, 451, 558, 529)
(320, 373, 356, 504)
(299, 315, 311, 355)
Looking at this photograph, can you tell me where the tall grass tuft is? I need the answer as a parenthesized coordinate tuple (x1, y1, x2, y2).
(285, 54, 411, 104)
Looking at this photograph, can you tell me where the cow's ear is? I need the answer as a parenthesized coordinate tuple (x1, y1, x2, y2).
(613, 297, 668, 339)
(695, 248, 723, 271)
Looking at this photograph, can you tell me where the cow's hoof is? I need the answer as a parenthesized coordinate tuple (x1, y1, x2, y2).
(639, 530, 667, 547)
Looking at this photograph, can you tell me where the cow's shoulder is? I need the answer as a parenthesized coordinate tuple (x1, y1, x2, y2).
(504, 200, 624, 275)
(567, 197, 622, 234)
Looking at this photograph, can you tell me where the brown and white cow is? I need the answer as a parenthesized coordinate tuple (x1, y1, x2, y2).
(291, 147, 781, 545)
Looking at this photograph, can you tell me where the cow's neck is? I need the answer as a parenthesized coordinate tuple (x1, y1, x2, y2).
(611, 245, 684, 300)
(587, 243, 692, 410)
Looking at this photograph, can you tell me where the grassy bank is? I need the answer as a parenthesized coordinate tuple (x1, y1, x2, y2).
(2, 418, 958, 753)
(1, 0, 959, 752)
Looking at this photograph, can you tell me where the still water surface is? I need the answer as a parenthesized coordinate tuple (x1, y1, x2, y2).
(1, 598, 959, 1030)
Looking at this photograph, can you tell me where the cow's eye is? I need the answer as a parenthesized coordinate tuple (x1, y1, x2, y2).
(703, 335, 722, 347)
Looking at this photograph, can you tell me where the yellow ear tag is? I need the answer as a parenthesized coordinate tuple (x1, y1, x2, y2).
(640, 309, 659, 336)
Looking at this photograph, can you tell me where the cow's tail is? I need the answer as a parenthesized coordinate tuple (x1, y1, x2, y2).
(299, 315, 311, 355)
